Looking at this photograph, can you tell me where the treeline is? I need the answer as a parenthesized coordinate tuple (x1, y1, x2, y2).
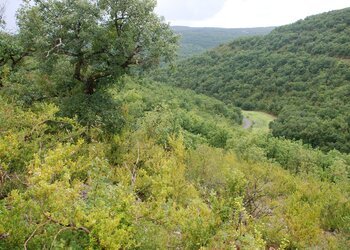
(155, 7, 350, 153)
(172, 26, 274, 58)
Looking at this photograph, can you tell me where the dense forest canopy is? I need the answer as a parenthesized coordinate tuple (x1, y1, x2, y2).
(0, 1, 349, 249)
(155, 7, 350, 153)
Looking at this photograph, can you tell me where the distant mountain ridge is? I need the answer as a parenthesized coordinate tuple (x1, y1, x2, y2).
(157, 8, 350, 153)
(171, 26, 275, 58)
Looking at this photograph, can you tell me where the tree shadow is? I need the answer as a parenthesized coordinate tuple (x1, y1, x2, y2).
(58, 88, 125, 135)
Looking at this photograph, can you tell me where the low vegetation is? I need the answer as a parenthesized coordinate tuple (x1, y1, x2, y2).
(242, 110, 276, 130)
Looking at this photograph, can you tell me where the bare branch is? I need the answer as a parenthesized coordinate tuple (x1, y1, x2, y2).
(45, 214, 90, 234)
(0, 233, 9, 240)
(136, 141, 140, 165)
(46, 38, 64, 57)
(50, 227, 69, 250)
(24, 221, 49, 250)
(131, 142, 140, 187)
(121, 45, 142, 69)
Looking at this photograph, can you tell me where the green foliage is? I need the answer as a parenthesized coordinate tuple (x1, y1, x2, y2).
(0, 31, 32, 90)
(17, 0, 178, 94)
(0, 98, 85, 200)
(156, 8, 350, 153)
(0, 75, 349, 249)
(59, 90, 126, 135)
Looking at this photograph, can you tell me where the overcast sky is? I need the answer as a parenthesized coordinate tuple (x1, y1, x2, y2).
(156, 0, 350, 28)
(2, 0, 350, 31)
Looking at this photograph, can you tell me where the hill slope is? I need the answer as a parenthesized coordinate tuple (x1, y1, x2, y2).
(1, 75, 350, 249)
(172, 26, 274, 58)
(157, 8, 350, 153)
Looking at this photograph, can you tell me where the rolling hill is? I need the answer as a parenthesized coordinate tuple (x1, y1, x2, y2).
(172, 26, 275, 58)
(157, 8, 350, 153)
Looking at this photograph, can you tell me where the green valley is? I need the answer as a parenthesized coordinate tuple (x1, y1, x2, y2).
(156, 8, 350, 153)
(242, 111, 276, 130)
(0, 1, 349, 249)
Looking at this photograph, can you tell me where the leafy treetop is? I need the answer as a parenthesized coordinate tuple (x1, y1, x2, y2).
(18, 0, 178, 94)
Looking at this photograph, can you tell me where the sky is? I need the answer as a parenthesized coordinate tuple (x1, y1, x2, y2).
(155, 0, 350, 28)
(2, 0, 350, 31)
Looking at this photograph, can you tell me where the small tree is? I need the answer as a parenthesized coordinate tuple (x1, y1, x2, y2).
(18, 0, 178, 94)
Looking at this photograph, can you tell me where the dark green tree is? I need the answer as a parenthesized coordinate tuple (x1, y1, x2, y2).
(18, 0, 178, 94)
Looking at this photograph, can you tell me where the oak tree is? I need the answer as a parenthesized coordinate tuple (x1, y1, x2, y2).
(18, 0, 178, 94)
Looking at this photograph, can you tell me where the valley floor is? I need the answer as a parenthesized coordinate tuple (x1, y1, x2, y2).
(242, 110, 276, 130)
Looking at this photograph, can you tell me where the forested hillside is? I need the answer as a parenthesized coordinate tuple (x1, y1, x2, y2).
(172, 26, 274, 58)
(0, 1, 349, 249)
(157, 8, 350, 153)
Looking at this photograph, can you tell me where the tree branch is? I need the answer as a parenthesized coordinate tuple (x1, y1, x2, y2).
(131, 142, 140, 188)
(121, 45, 141, 69)
(24, 221, 49, 250)
(89, 71, 113, 81)
(46, 38, 64, 57)
(50, 227, 70, 250)
(45, 214, 90, 234)
(0, 233, 9, 240)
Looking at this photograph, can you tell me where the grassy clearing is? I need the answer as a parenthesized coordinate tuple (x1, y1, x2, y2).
(242, 110, 276, 130)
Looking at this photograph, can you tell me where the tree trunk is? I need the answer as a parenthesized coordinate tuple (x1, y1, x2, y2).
(85, 77, 96, 95)
(74, 57, 83, 81)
